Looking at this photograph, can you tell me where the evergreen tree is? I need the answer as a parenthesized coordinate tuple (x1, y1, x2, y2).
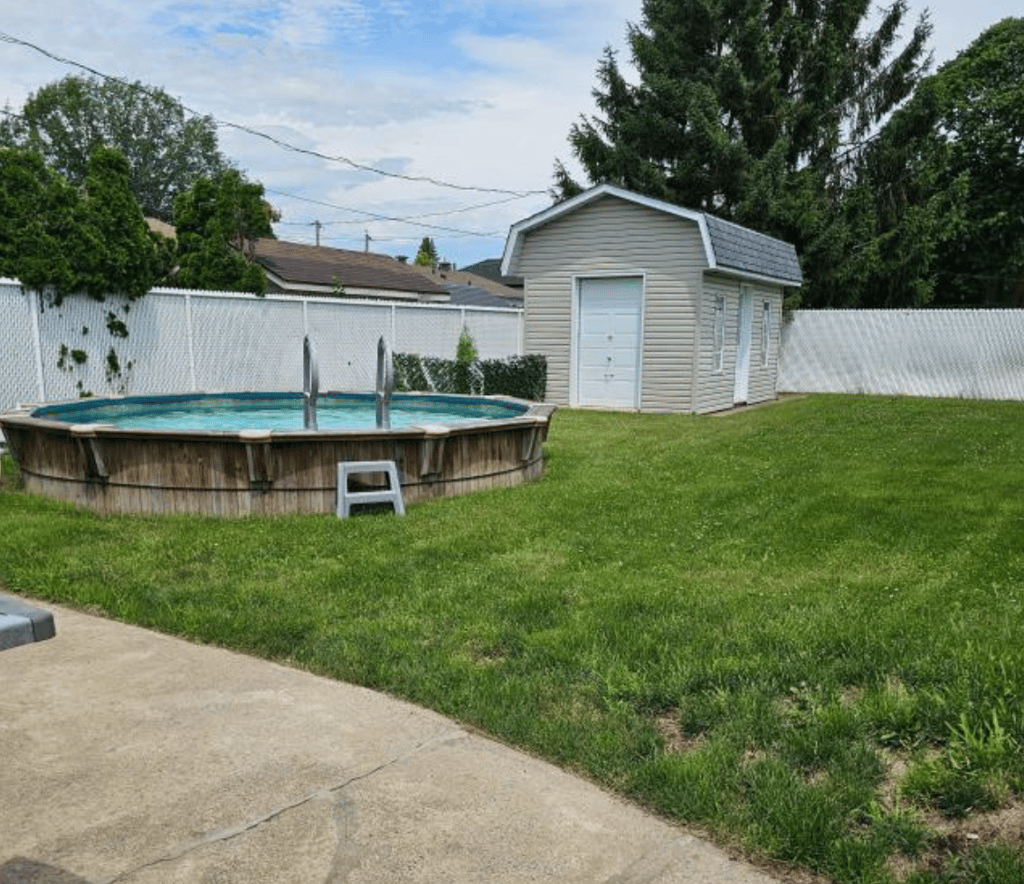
(414, 236, 439, 267)
(0, 146, 169, 303)
(0, 147, 81, 299)
(835, 79, 968, 307)
(78, 147, 173, 301)
(173, 169, 273, 294)
(555, 0, 932, 306)
(0, 145, 172, 389)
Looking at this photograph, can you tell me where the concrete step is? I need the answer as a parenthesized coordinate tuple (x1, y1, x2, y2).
(0, 594, 56, 652)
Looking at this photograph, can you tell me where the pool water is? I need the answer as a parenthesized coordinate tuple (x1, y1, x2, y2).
(33, 392, 527, 432)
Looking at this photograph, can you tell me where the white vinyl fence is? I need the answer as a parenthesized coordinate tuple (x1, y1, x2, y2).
(778, 309, 1024, 401)
(0, 279, 524, 414)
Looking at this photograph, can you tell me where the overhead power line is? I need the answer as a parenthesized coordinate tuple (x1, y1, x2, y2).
(264, 188, 505, 237)
(0, 29, 548, 198)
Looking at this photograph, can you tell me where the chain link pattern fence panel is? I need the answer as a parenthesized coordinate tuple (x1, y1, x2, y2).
(0, 282, 40, 409)
(778, 309, 1024, 400)
(36, 291, 194, 401)
(0, 284, 524, 415)
(190, 294, 305, 393)
(306, 299, 392, 392)
(394, 304, 463, 358)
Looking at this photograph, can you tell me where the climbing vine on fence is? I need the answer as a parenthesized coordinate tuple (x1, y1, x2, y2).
(0, 146, 172, 396)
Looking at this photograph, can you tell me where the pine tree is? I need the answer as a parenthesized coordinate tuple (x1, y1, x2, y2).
(555, 0, 932, 306)
(414, 236, 439, 267)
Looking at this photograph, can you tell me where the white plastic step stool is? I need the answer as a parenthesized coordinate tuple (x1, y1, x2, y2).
(336, 460, 405, 517)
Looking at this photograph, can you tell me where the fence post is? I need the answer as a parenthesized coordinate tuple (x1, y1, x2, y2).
(185, 291, 197, 392)
(28, 288, 46, 403)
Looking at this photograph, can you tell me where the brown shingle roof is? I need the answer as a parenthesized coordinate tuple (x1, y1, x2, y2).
(252, 240, 449, 297)
(403, 261, 523, 303)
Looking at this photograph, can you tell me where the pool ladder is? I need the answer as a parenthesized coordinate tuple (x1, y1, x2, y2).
(336, 337, 404, 516)
(304, 335, 393, 431)
(303, 335, 403, 516)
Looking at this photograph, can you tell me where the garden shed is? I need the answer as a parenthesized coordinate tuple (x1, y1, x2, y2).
(501, 184, 802, 413)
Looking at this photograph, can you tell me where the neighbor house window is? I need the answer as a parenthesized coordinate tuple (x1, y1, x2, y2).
(761, 301, 772, 367)
(713, 296, 726, 373)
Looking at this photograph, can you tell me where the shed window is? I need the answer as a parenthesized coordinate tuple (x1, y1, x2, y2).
(713, 296, 726, 373)
(761, 301, 772, 367)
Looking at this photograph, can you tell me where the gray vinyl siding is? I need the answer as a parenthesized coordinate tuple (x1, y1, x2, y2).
(747, 286, 783, 405)
(522, 277, 573, 405)
(693, 274, 783, 413)
(693, 276, 738, 413)
(519, 196, 704, 410)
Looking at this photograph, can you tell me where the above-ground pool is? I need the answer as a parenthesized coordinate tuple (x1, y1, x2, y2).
(0, 391, 556, 516)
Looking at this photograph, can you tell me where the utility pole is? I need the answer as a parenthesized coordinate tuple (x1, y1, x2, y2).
(365, 230, 372, 253)
(310, 220, 322, 247)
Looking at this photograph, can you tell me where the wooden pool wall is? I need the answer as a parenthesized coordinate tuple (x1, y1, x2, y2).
(0, 400, 556, 516)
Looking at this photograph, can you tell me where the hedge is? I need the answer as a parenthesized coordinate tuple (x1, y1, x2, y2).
(393, 353, 547, 402)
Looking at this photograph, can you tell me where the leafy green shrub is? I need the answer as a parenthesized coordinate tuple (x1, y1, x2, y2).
(456, 326, 478, 363)
(479, 355, 547, 401)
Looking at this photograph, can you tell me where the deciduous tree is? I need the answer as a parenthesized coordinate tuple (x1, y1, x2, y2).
(923, 18, 1024, 305)
(0, 74, 228, 221)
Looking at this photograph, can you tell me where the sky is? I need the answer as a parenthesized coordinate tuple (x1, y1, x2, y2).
(1, 1, 1020, 270)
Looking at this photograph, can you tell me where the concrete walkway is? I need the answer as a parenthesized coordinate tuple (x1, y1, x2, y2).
(1, 602, 783, 884)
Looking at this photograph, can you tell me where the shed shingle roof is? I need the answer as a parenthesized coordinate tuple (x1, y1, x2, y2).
(702, 214, 802, 286)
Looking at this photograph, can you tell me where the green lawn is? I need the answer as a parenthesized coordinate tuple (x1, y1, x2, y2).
(3, 395, 1024, 883)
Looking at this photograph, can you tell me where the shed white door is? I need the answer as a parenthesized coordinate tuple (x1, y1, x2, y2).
(577, 277, 643, 408)
(733, 290, 754, 404)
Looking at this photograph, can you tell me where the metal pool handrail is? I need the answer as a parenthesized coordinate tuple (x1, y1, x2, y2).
(376, 336, 394, 430)
(303, 335, 319, 431)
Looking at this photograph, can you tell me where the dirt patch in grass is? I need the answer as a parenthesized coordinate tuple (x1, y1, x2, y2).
(654, 713, 706, 754)
(925, 799, 1024, 848)
(878, 747, 912, 808)
(887, 801, 1024, 880)
(878, 746, 1024, 881)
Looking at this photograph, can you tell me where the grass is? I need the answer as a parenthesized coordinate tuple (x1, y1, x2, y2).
(3, 394, 1024, 883)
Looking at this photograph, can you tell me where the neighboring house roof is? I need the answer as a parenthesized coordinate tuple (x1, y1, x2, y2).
(444, 283, 522, 309)
(252, 239, 450, 301)
(458, 258, 524, 289)
(402, 261, 524, 308)
(501, 184, 803, 288)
